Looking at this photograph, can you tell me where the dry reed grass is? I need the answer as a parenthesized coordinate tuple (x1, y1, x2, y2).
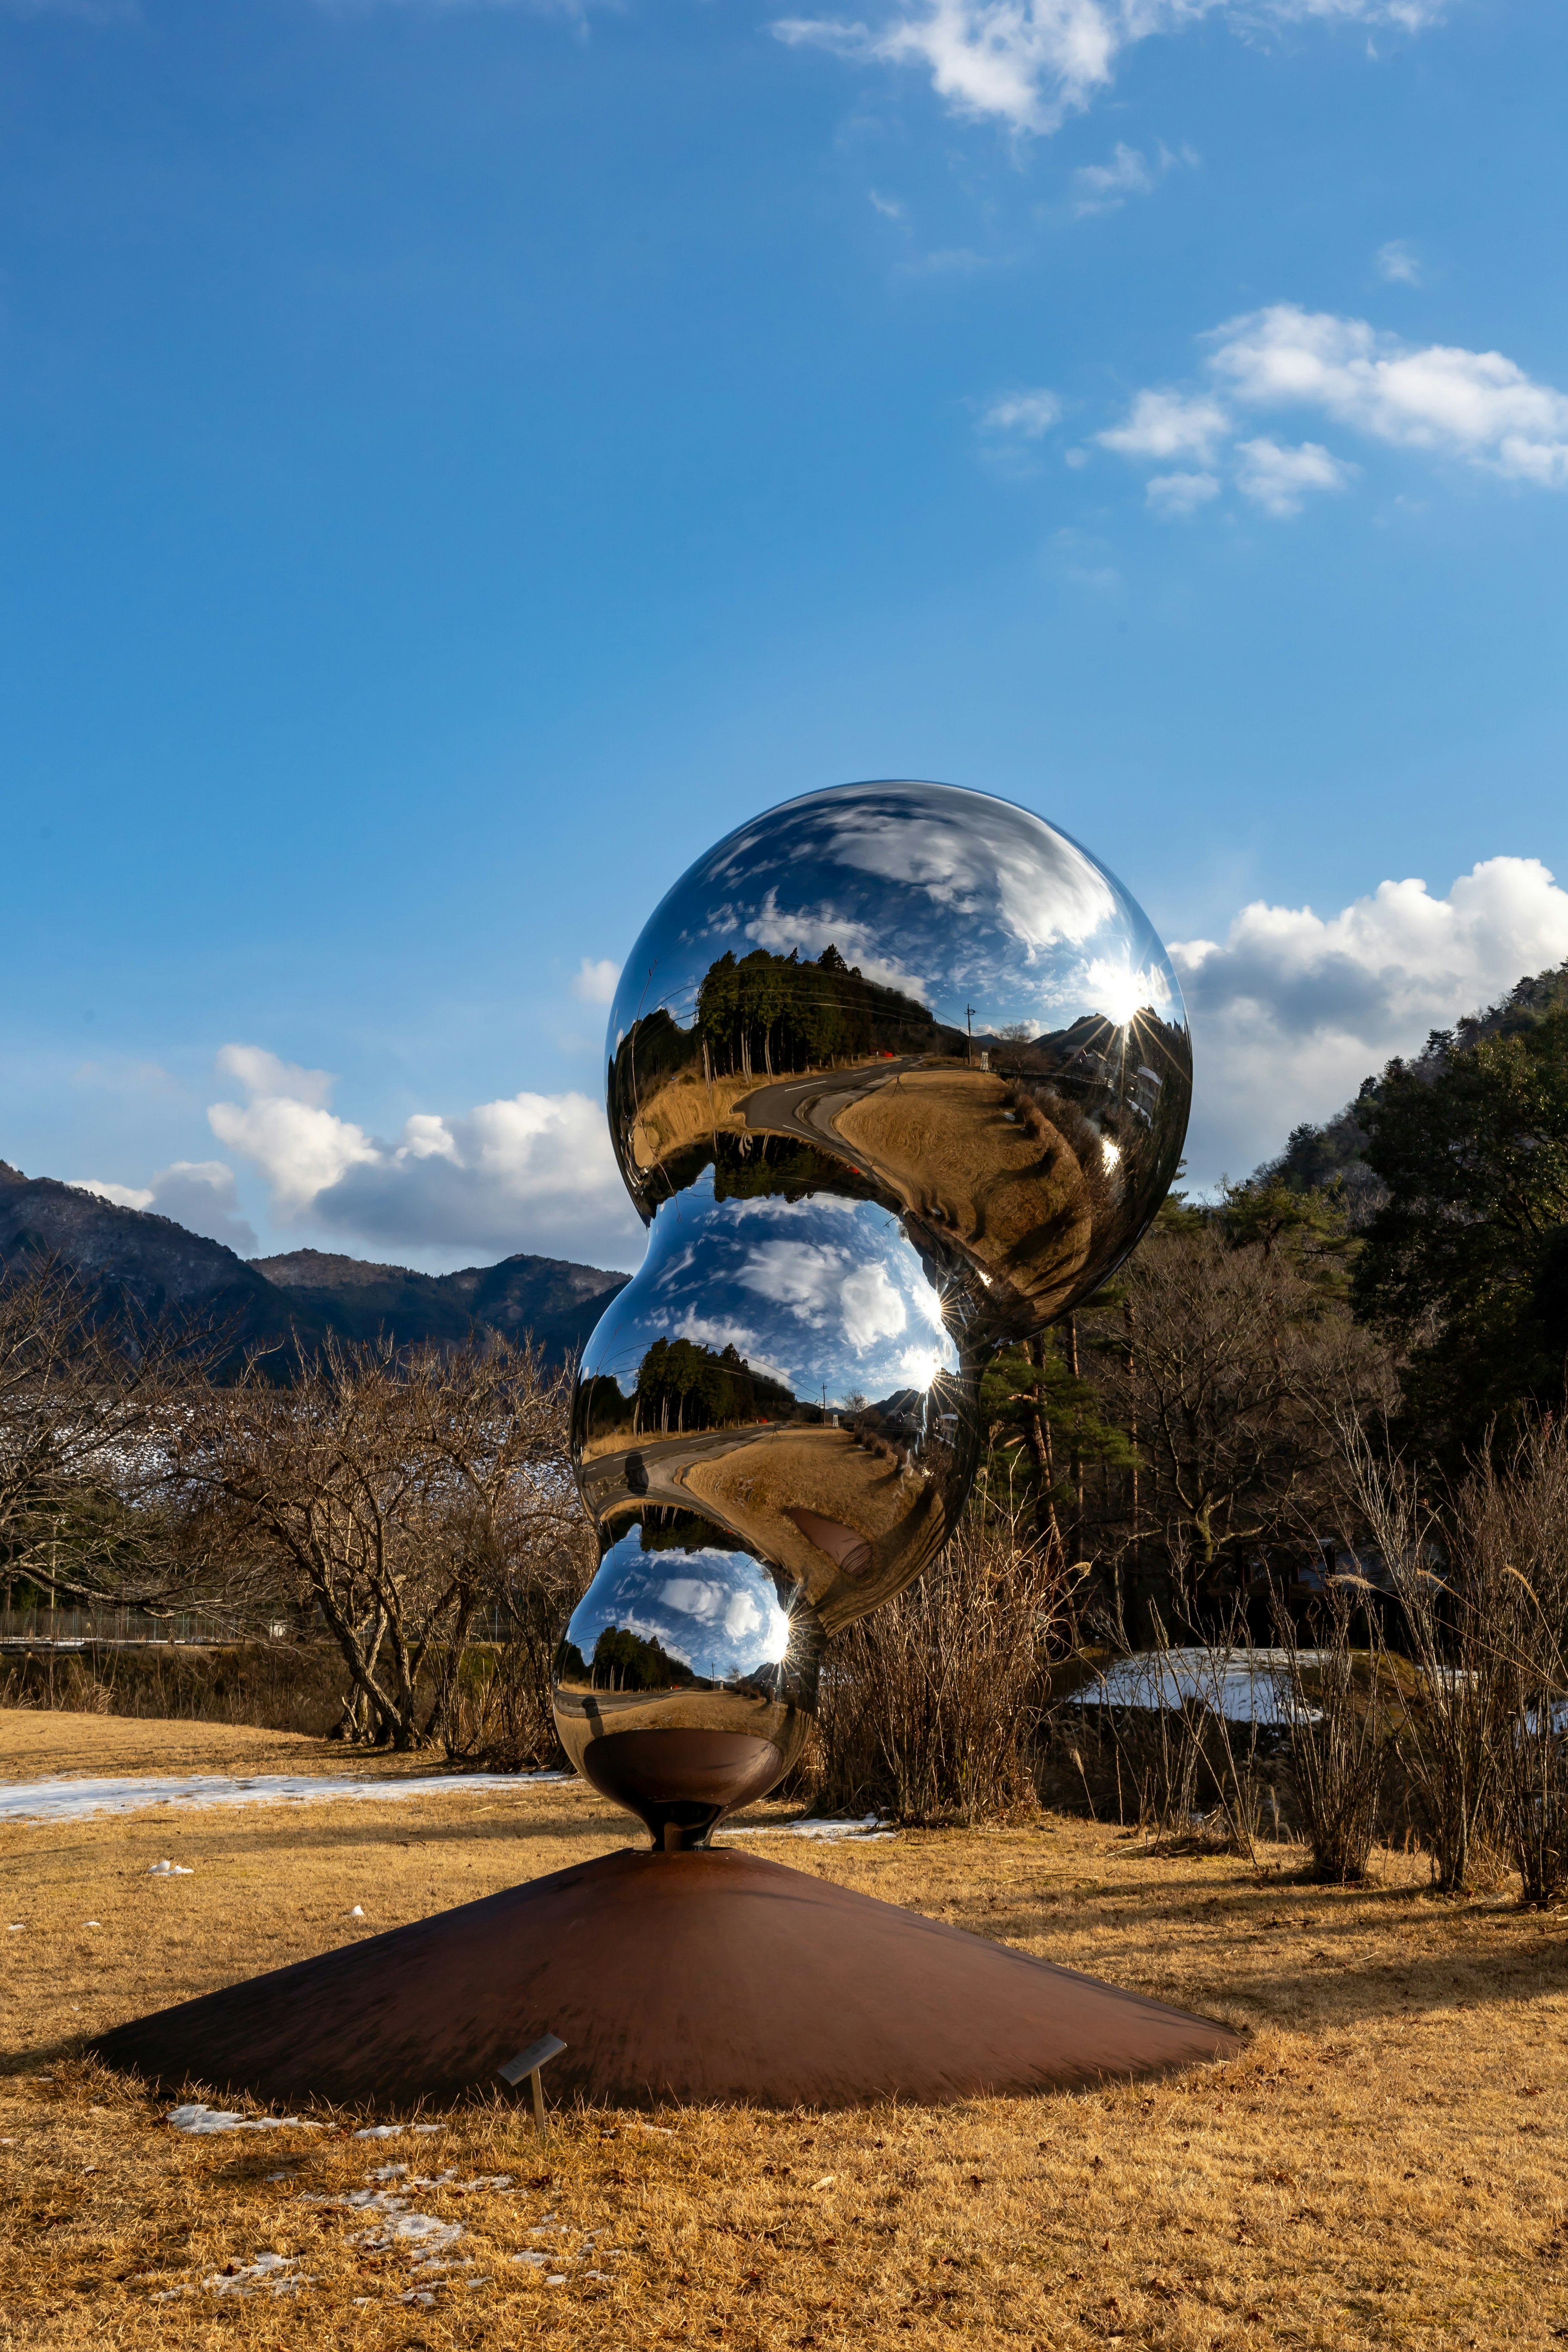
(2, 1710, 1567, 2350)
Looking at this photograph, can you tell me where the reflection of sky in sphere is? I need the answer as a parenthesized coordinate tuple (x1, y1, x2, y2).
(566, 1524, 793, 1683)
(610, 781, 1184, 1051)
(581, 1172, 958, 1408)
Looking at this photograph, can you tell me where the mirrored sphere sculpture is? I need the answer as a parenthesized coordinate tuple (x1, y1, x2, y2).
(554, 780, 1191, 1845)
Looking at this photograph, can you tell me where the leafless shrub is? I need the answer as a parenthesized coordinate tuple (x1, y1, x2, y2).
(1271, 1577, 1394, 1884)
(1452, 1419, 1568, 1909)
(1337, 1418, 1501, 1894)
(815, 1491, 1078, 1825)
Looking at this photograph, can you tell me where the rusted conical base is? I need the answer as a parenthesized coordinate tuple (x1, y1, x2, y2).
(93, 1846, 1241, 2111)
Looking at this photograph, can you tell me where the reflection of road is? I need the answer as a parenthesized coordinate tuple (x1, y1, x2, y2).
(741, 1058, 923, 1166)
(578, 1418, 798, 1518)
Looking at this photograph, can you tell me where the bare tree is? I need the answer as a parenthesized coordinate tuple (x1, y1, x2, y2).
(1099, 1225, 1394, 1605)
(175, 1334, 587, 1752)
(0, 1252, 218, 1612)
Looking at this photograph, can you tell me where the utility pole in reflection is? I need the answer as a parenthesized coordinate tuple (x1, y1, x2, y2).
(966, 1004, 975, 1065)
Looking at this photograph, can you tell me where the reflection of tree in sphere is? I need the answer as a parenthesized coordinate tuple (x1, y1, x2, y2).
(554, 781, 1191, 1846)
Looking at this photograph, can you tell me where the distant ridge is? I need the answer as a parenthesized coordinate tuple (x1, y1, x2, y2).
(249, 1244, 628, 1360)
(0, 1165, 628, 1369)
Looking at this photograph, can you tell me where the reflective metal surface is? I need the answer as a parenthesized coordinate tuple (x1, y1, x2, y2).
(555, 780, 1190, 1842)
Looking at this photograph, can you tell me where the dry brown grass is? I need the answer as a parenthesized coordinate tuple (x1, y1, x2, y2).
(3, 1708, 1567, 2350)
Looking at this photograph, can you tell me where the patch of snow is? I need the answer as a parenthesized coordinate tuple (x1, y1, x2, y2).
(0, 1769, 575, 1825)
(353, 2124, 403, 2140)
(201, 2252, 312, 2298)
(168, 2105, 318, 2134)
(1065, 1648, 1328, 1726)
(147, 1859, 193, 1875)
(718, 1812, 897, 1842)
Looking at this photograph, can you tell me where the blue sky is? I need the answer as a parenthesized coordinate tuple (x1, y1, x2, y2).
(4, 0, 1566, 1272)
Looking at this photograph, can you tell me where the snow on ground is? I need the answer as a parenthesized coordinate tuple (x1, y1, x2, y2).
(0, 1769, 571, 1824)
(1065, 1648, 1328, 1725)
(718, 1813, 898, 1842)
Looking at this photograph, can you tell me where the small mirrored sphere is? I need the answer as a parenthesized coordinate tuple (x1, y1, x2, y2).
(554, 780, 1190, 1843)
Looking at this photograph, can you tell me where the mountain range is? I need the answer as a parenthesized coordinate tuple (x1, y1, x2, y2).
(0, 1162, 629, 1367)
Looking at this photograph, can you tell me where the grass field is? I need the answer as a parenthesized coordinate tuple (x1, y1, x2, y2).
(2, 1709, 1566, 2350)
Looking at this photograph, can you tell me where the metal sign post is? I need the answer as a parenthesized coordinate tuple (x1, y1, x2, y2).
(496, 2031, 568, 2138)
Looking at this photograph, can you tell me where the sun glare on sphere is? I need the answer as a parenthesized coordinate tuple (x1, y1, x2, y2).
(1087, 958, 1151, 1031)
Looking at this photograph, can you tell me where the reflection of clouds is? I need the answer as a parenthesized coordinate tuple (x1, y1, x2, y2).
(739, 1241, 908, 1353)
(652, 1245, 696, 1292)
(840, 1262, 908, 1349)
(723, 1192, 866, 1221)
(612, 782, 1181, 1054)
(589, 1540, 794, 1676)
(744, 890, 928, 1000)
(819, 797, 1117, 958)
(660, 1577, 773, 1647)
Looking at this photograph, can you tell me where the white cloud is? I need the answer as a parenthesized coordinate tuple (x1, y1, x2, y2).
(980, 388, 1062, 437)
(772, 0, 1437, 138)
(1207, 304, 1568, 485)
(206, 1044, 641, 1267)
(1233, 434, 1356, 515)
(1171, 855, 1568, 1185)
(869, 187, 906, 218)
(1375, 238, 1421, 285)
(1146, 468, 1220, 518)
(571, 956, 621, 1005)
(1098, 388, 1230, 465)
(209, 1051, 375, 1220)
(1096, 303, 1568, 518)
(68, 1161, 259, 1255)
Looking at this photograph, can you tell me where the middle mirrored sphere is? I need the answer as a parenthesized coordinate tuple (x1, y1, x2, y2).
(554, 780, 1191, 1842)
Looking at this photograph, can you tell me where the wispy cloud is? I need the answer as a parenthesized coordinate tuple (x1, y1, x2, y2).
(1172, 856, 1568, 1187)
(1146, 468, 1220, 519)
(1092, 303, 1568, 518)
(1232, 434, 1356, 515)
(1072, 138, 1195, 215)
(979, 387, 1063, 439)
(1374, 238, 1421, 285)
(772, 0, 1441, 138)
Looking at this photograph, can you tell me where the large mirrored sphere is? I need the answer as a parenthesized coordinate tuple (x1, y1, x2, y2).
(554, 781, 1190, 1844)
